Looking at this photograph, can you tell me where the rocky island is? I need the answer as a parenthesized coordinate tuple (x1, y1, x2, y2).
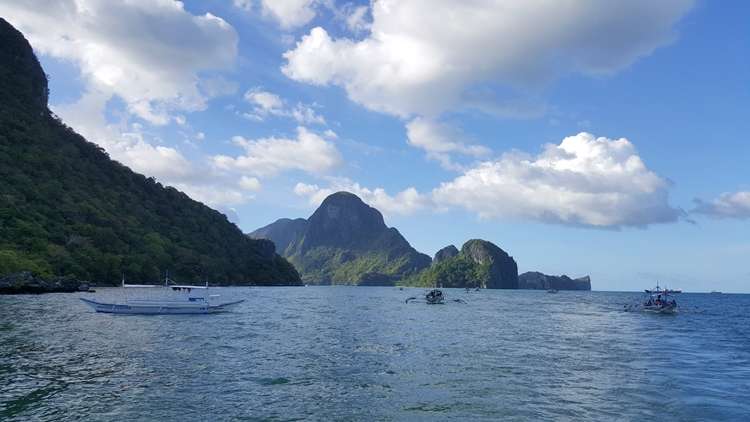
(518, 272, 591, 290)
(413, 240, 519, 288)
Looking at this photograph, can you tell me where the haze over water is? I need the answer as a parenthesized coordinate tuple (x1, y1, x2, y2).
(2, 287, 749, 421)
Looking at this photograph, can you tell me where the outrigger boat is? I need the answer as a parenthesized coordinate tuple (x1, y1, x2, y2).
(406, 288, 445, 304)
(80, 274, 244, 315)
(641, 283, 679, 314)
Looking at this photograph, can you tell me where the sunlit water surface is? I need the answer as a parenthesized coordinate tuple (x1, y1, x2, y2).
(1, 288, 749, 421)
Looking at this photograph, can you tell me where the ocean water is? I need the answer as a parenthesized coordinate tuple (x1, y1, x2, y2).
(1, 287, 749, 421)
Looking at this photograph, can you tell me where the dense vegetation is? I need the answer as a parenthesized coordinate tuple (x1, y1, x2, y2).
(0, 18, 300, 285)
(406, 255, 491, 288)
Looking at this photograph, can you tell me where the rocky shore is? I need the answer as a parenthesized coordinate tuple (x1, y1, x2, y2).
(0, 271, 90, 294)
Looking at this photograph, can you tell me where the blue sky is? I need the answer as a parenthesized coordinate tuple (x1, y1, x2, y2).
(2, 1, 749, 292)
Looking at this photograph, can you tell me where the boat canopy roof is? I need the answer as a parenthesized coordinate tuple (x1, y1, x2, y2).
(645, 289, 681, 294)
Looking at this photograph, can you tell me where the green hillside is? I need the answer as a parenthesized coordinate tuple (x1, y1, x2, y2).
(0, 18, 300, 285)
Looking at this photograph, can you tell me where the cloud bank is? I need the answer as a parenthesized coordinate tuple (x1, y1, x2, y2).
(282, 0, 694, 117)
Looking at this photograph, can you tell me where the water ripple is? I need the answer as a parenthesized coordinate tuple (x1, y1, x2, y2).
(1, 288, 749, 420)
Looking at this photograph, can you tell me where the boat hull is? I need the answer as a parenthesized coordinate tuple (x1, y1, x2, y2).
(643, 304, 677, 314)
(80, 298, 244, 315)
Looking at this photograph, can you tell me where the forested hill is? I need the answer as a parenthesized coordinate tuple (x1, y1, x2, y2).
(0, 18, 300, 285)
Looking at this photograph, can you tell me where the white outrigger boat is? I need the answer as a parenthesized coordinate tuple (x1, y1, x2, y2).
(641, 283, 679, 314)
(80, 275, 244, 315)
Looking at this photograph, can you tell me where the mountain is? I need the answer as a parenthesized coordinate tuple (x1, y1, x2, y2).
(250, 192, 431, 284)
(0, 18, 300, 286)
(414, 239, 519, 289)
(518, 272, 591, 291)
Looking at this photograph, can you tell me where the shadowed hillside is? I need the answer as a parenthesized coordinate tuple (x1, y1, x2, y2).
(0, 18, 300, 285)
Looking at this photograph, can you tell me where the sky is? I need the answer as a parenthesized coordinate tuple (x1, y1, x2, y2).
(1, 0, 748, 292)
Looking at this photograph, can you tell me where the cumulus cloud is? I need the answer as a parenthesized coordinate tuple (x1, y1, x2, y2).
(406, 117, 490, 170)
(213, 127, 341, 176)
(693, 191, 750, 219)
(294, 178, 429, 216)
(239, 176, 262, 191)
(1, 0, 238, 124)
(282, 0, 693, 117)
(432, 132, 682, 228)
(244, 89, 326, 125)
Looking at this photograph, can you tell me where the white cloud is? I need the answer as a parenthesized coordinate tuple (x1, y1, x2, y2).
(693, 191, 750, 219)
(1, 0, 238, 124)
(262, 0, 318, 28)
(245, 90, 285, 114)
(294, 178, 428, 216)
(282, 0, 693, 117)
(244, 88, 326, 125)
(239, 176, 262, 191)
(233, 0, 319, 29)
(432, 132, 682, 228)
(406, 117, 489, 170)
(343, 4, 369, 33)
(213, 127, 341, 176)
(291, 103, 326, 125)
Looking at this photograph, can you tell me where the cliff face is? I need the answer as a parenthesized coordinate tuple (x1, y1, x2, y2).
(0, 18, 300, 286)
(518, 272, 591, 290)
(460, 240, 519, 289)
(250, 192, 431, 285)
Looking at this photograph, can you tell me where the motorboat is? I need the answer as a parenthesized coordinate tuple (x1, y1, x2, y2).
(547, 289, 559, 294)
(80, 275, 244, 315)
(641, 283, 679, 314)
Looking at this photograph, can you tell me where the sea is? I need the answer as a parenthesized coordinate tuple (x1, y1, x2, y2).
(1, 287, 749, 421)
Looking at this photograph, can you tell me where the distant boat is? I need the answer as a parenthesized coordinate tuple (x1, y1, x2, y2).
(80, 274, 243, 315)
(710, 290, 722, 294)
(641, 282, 679, 314)
(405, 288, 447, 304)
(425, 289, 445, 304)
(547, 289, 558, 294)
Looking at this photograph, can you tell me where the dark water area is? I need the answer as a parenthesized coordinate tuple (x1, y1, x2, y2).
(1, 287, 749, 421)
